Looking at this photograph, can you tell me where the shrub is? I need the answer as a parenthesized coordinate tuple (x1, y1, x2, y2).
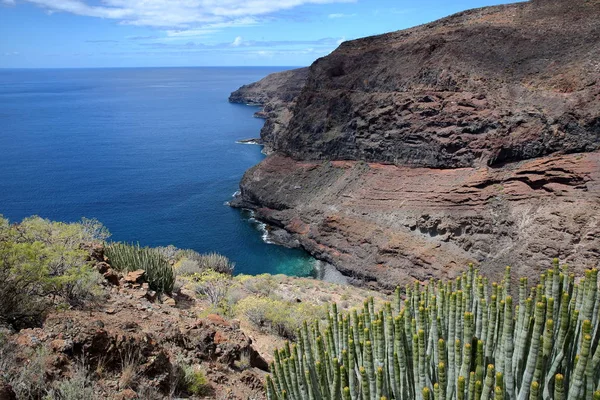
(193, 270, 231, 306)
(105, 242, 175, 294)
(78, 217, 111, 243)
(118, 346, 141, 390)
(241, 274, 278, 297)
(171, 357, 210, 396)
(234, 350, 252, 371)
(47, 363, 97, 400)
(177, 258, 203, 276)
(197, 252, 235, 275)
(178, 250, 235, 275)
(236, 296, 326, 339)
(184, 365, 209, 395)
(0, 216, 103, 329)
(0, 329, 17, 385)
(10, 346, 49, 399)
(155, 245, 178, 262)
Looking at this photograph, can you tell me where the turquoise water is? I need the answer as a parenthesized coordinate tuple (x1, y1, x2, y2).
(0, 67, 316, 277)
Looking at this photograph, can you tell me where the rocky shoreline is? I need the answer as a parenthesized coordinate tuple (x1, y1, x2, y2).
(229, 67, 308, 154)
(230, 0, 600, 288)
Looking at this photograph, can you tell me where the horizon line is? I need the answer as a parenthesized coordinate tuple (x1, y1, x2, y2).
(0, 65, 306, 70)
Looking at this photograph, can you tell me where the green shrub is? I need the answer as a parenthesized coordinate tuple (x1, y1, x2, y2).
(0, 216, 104, 329)
(236, 296, 326, 339)
(105, 242, 175, 294)
(171, 357, 210, 397)
(267, 261, 600, 400)
(184, 365, 209, 395)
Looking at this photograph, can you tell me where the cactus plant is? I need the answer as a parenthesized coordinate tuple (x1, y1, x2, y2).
(266, 261, 600, 400)
(105, 242, 175, 293)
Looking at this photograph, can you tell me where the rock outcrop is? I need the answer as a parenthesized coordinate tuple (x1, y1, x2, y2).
(232, 0, 600, 287)
(229, 67, 309, 151)
(233, 153, 600, 287)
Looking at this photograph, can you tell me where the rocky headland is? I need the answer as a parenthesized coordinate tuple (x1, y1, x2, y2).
(231, 0, 600, 287)
(229, 67, 309, 150)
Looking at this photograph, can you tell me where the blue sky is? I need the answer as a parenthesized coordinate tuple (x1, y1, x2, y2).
(0, 0, 518, 68)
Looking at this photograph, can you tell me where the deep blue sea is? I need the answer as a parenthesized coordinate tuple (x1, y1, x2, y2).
(0, 67, 317, 277)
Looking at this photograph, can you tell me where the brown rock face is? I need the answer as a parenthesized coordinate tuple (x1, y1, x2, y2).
(231, 0, 600, 286)
(234, 153, 600, 286)
(278, 0, 600, 168)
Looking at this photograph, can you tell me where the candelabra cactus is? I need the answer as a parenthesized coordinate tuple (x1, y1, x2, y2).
(266, 260, 600, 400)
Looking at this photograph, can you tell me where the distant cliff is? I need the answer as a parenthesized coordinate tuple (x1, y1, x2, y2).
(229, 67, 309, 150)
(231, 0, 600, 287)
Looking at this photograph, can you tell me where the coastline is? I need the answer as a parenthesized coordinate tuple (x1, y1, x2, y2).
(230, 191, 356, 286)
(235, 138, 263, 145)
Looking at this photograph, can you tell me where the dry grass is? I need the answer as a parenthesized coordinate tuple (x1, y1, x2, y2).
(118, 346, 141, 390)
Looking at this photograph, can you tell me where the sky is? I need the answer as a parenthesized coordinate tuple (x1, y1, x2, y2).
(0, 0, 519, 68)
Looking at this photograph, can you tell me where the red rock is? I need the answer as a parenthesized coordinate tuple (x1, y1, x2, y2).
(206, 314, 229, 327)
(124, 269, 145, 284)
(214, 331, 228, 344)
(50, 339, 69, 352)
(235, 153, 600, 287)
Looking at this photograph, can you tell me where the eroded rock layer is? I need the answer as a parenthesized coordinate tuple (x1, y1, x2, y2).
(233, 153, 600, 287)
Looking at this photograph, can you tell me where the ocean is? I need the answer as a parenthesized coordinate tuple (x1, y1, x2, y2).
(0, 67, 317, 277)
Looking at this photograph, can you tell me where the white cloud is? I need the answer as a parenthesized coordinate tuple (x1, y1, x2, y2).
(165, 29, 219, 38)
(328, 13, 355, 19)
(19, 0, 357, 28)
(2, 0, 16, 5)
(232, 36, 243, 46)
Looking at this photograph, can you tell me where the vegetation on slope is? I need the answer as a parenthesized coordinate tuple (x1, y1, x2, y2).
(0, 216, 107, 329)
(105, 242, 175, 294)
(267, 262, 600, 400)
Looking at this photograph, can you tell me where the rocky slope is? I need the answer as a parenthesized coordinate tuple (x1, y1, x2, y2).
(229, 67, 309, 150)
(0, 246, 269, 400)
(231, 0, 600, 287)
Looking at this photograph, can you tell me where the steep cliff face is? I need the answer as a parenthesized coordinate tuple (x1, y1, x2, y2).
(234, 153, 600, 287)
(276, 0, 600, 168)
(232, 0, 600, 287)
(229, 67, 309, 150)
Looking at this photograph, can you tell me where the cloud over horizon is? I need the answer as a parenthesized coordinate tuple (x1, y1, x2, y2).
(16, 0, 357, 29)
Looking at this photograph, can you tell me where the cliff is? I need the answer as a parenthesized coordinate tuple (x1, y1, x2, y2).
(229, 67, 309, 150)
(232, 0, 600, 287)
(277, 0, 600, 168)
